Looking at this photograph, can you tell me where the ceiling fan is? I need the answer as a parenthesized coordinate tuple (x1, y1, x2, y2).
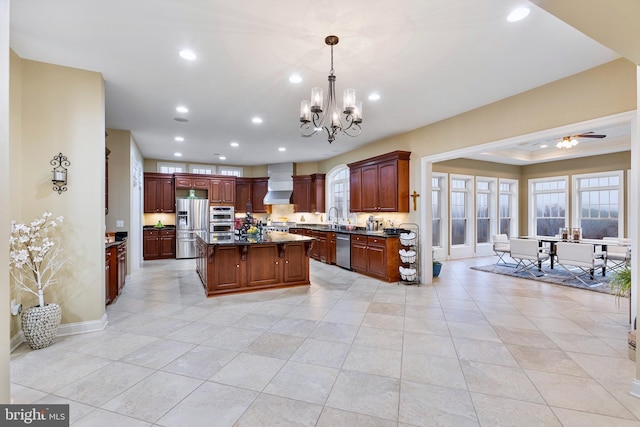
(556, 131, 606, 149)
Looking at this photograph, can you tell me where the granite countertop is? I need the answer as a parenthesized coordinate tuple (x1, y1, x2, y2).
(291, 224, 400, 238)
(143, 225, 176, 230)
(105, 240, 126, 249)
(198, 231, 314, 245)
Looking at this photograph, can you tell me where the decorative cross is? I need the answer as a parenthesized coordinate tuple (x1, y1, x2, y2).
(410, 190, 420, 211)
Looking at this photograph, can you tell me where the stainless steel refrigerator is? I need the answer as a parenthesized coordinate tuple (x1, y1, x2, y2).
(176, 198, 209, 259)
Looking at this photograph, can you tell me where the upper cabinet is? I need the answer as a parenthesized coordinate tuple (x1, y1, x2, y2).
(144, 172, 175, 213)
(209, 176, 236, 206)
(348, 151, 410, 213)
(292, 174, 325, 213)
(235, 177, 269, 213)
(173, 173, 210, 190)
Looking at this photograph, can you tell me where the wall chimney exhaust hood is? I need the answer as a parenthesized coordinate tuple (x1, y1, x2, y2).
(263, 163, 293, 205)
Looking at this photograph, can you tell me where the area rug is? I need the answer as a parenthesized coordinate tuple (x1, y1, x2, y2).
(470, 263, 613, 294)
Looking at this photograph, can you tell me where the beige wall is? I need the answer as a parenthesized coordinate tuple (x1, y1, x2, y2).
(105, 129, 131, 233)
(434, 158, 521, 178)
(0, 0, 9, 403)
(9, 56, 106, 338)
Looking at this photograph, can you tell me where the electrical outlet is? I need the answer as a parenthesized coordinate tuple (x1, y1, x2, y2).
(10, 299, 22, 316)
(116, 220, 124, 228)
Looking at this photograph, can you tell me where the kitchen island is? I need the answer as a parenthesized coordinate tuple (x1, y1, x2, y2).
(195, 231, 315, 296)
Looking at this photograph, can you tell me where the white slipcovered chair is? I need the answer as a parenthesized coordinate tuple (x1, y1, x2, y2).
(510, 238, 549, 277)
(602, 237, 631, 274)
(492, 234, 511, 265)
(555, 242, 606, 286)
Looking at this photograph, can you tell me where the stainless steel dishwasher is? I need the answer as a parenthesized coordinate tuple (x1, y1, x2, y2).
(336, 233, 351, 270)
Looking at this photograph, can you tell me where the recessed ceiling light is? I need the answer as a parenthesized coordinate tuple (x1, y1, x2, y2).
(175, 136, 184, 142)
(174, 117, 189, 122)
(507, 7, 530, 22)
(230, 142, 239, 147)
(219, 156, 226, 160)
(174, 152, 182, 157)
(252, 117, 263, 124)
(368, 93, 381, 101)
(540, 144, 548, 148)
(278, 147, 286, 152)
(176, 106, 189, 113)
(179, 49, 197, 60)
(289, 74, 302, 83)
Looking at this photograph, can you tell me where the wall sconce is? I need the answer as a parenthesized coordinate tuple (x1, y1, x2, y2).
(51, 153, 70, 194)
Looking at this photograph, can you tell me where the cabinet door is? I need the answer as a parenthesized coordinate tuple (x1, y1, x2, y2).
(377, 160, 398, 212)
(246, 245, 281, 287)
(105, 250, 112, 304)
(159, 231, 175, 258)
(221, 180, 236, 205)
(251, 179, 269, 213)
(212, 246, 242, 290)
(117, 244, 127, 292)
(143, 232, 159, 259)
(283, 242, 308, 282)
(328, 232, 337, 265)
(312, 174, 326, 213)
(144, 178, 159, 213)
(235, 179, 251, 212)
(361, 164, 379, 211)
(175, 178, 193, 189)
(314, 231, 328, 263)
(193, 177, 210, 189)
(292, 176, 311, 212)
(366, 237, 387, 279)
(160, 178, 175, 212)
(349, 167, 363, 212)
(350, 235, 368, 273)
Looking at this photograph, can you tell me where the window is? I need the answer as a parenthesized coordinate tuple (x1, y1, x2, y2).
(431, 174, 446, 247)
(573, 171, 623, 239)
(218, 166, 243, 177)
(476, 179, 492, 244)
(499, 179, 518, 237)
(327, 165, 350, 220)
(189, 164, 216, 174)
(450, 177, 471, 245)
(157, 162, 185, 173)
(530, 177, 568, 237)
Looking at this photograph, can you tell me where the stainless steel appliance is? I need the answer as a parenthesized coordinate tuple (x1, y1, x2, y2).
(264, 221, 297, 232)
(176, 198, 209, 259)
(209, 205, 235, 242)
(336, 233, 351, 269)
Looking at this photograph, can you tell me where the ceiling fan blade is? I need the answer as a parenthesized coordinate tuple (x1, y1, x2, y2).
(574, 132, 606, 138)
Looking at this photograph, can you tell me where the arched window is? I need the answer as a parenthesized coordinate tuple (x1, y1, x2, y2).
(326, 165, 350, 221)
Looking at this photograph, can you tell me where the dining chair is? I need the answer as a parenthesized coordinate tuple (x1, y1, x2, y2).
(509, 238, 549, 277)
(555, 241, 606, 286)
(603, 237, 631, 273)
(492, 234, 511, 265)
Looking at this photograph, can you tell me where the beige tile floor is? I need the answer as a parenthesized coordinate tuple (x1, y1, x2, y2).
(10, 256, 640, 426)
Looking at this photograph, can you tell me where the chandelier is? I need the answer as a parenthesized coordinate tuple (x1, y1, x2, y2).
(556, 136, 579, 149)
(299, 35, 362, 144)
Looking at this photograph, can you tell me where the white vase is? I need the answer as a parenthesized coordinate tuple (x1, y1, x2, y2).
(21, 303, 62, 350)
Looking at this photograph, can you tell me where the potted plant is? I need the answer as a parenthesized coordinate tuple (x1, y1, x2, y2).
(609, 265, 635, 360)
(432, 250, 442, 278)
(9, 212, 65, 350)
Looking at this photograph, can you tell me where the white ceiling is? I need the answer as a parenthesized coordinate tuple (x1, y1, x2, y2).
(9, 0, 623, 166)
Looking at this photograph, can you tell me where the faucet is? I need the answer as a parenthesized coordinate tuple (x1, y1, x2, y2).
(327, 207, 339, 227)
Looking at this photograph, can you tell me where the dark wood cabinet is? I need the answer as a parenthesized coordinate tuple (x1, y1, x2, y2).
(328, 232, 337, 265)
(211, 245, 243, 290)
(105, 147, 110, 215)
(143, 229, 176, 260)
(246, 245, 281, 287)
(251, 178, 269, 213)
(174, 173, 210, 190)
(350, 234, 400, 282)
(292, 174, 325, 213)
(290, 228, 333, 264)
(209, 177, 236, 205)
(106, 241, 126, 305)
(144, 173, 175, 213)
(348, 151, 410, 213)
(234, 177, 268, 213)
(283, 242, 309, 282)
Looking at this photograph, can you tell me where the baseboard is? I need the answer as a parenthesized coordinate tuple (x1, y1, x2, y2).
(10, 313, 109, 351)
(630, 379, 640, 399)
(56, 313, 109, 337)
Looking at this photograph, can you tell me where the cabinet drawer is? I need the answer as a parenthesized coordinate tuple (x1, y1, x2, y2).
(368, 237, 385, 246)
(352, 235, 367, 243)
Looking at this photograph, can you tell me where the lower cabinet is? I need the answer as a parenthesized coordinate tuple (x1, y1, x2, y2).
(197, 240, 312, 296)
(106, 241, 127, 305)
(351, 235, 400, 282)
(143, 229, 176, 260)
(289, 228, 334, 264)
